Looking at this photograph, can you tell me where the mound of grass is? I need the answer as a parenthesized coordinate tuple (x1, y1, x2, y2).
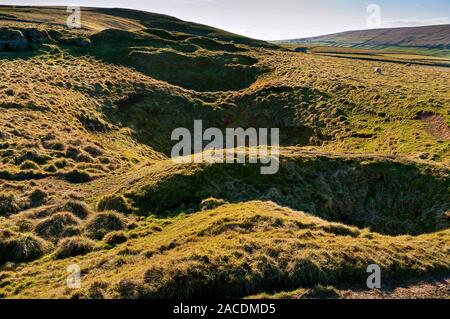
(84, 145, 104, 157)
(3, 199, 450, 298)
(0, 193, 20, 216)
(200, 197, 228, 211)
(42, 139, 65, 151)
(29, 200, 444, 299)
(104, 231, 128, 247)
(85, 211, 128, 240)
(133, 202, 449, 299)
(84, 281, 109, 299)
(20, 160, 40, 170)
(61, 200, 92, 219)
(113, 280, 148, 299)
(15, 149, 49, 166)
(55, 237, 95, 259)
(0, 234, 47, 264)
(29, 188, 48, 207)
(186, 36, 245, 52)
(16, 219, 34, 232)
(66, 146, 94, 163)
(63, 169, 94, 183)
(125, 154, 450, 235)
(34, 212, 81, 240)
(97, 194, 132, 214)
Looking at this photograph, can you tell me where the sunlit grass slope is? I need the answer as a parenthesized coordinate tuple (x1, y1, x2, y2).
(1, 201, 448, 299)
(0, 6, 449, 299)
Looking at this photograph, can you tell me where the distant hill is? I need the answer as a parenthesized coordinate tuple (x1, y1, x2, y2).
(280, 24, 450, 53)
(0, 5, 275, 48)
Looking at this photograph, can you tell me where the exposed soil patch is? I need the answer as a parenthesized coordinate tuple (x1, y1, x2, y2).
(418, 112, 450, 140)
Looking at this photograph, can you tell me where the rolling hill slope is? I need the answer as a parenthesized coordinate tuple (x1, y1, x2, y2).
(0, 5, 275, 48)
(0, 6, 449, 299)
(281, 24, 450, 56)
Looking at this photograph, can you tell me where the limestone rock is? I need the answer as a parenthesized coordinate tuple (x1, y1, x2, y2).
(0, 27, 28, 51)
(24, 28, 50, 43)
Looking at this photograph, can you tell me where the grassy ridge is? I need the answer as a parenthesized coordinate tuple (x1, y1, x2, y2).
(1, 201, 448, 298)
(118, 152, 450, 235)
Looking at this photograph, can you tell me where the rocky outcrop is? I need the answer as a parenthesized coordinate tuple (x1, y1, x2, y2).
(0, 27, 28, 51)
(0, 27, 50, 51)
(25, 28, 50, 44)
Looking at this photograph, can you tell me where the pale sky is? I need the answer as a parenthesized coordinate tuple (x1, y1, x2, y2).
(2, 0, 450, 40)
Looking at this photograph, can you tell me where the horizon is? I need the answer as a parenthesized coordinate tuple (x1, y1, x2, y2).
(279, 22, 450, 41)
(2, 1, 450, 40)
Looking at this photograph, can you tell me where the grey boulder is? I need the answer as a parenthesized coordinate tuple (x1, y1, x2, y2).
(0, 27, 28, 51)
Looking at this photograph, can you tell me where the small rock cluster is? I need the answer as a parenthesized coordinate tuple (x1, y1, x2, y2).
(0, 27, 50, 51)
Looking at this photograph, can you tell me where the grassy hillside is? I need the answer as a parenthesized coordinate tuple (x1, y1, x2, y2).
(0, 6, 449, 299)
(0, 5, 275, 47)
(280, 24, 450, 58)
(2, 200, 449, 299)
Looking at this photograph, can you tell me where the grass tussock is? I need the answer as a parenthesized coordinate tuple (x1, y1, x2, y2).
(0, 234, 48, 264)
(85, 211, 128, 240)
(55, 236, 95, 259)
(34, 212, 81, 241)
(97, 195, 133, 214)
(0, 193, 20, 216)
(63, 169, 94, 183)
(104, 231, 128, 247)
(61, 200, 92, 219)
(200, 197, 228, 211)
(28, 188, 48, 207)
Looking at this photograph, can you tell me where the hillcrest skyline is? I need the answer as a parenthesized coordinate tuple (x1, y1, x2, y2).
(4, 0, 450, 40)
